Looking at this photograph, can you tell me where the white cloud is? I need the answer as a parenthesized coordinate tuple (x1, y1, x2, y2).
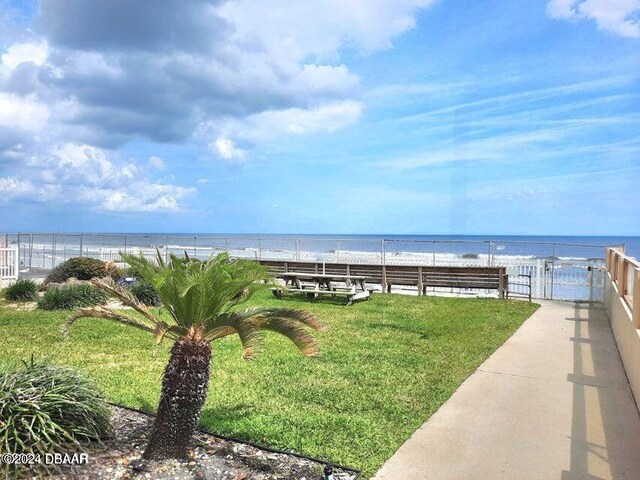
(0, 177, 35, 196)
(0, 92, 50, 131)
(246, 100, 363, 137)
(0, 176, 60, 202)
(547, 0, 640, 38)
(148, 155, 166, 169)
(0, 41, 49, 70)
(0, 143, 195, 212)
(50, 143, 139, 186)
(101, 184, 192, 212)
(211, 137, 247, 161)
(295, 64, 360, 98)
(218, 0, 436, 59)
(202, 100, 363, 157)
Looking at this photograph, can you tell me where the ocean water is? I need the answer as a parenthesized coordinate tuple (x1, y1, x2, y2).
(7, 233, 638, 258)
(71, 234, 639, 257)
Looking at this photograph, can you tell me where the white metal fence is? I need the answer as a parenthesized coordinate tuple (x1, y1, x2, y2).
(0, 233, 621, 301)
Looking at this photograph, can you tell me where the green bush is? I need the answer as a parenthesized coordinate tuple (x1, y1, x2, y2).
(38, 284, 108, 310)
(44, 257, 107, 285)
(124, 264, 145, 279)
(2, 278, 38, 301)
(0, 359, 112, 476)
(129, 281, 160, 306)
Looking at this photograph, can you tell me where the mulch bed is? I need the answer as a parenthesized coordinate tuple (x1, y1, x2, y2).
(39, 406, 358, 480)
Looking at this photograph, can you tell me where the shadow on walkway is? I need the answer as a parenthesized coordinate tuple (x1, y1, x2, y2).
(562, 302, 640, 480)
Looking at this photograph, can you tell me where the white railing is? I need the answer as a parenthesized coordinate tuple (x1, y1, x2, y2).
(607, 247, 640, 327)
(0, 247, 19, 283)
(605, 248, 640, 415)
(99, 247, 166, 263)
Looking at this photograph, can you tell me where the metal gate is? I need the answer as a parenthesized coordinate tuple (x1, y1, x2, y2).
(543, 259, 607, 301)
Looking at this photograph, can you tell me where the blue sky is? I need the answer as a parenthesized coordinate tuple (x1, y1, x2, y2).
(0, 0, 639, 235)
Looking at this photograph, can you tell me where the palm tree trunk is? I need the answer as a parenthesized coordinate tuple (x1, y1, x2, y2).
(142, 338, 212, 460)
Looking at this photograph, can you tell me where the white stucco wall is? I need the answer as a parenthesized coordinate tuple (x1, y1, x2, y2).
(605, 273, 640, 414)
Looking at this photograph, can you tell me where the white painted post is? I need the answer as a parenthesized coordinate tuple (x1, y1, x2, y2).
(52, 234, 57, 269)
(534, 259, 542, 299)
(618, 256, 626, 297)
(12, 247, 18, 280)
(588, 261, 594, 302)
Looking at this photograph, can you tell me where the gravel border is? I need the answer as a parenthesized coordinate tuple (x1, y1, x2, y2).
(39, 405, 360, 480)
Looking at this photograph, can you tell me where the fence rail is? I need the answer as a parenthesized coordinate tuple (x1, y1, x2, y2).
(0, 233, 622, 301)
(607, 247, 640, 326)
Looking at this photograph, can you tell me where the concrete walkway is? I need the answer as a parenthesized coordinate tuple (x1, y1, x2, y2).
(373, 301, 640, 480)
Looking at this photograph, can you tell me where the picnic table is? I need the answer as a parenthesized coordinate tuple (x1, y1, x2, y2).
(272, 272, 371, 306)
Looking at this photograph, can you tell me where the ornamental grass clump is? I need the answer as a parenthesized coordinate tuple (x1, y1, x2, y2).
(0, 359, 112, 476)
(2, 278, 38, 302)
(65, 251, 326, 461)
(38, 284, 108, 310)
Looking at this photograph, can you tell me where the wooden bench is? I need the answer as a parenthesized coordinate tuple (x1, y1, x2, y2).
(258, 260, 508, 299)
(383, 265, 420, 291)
(420, 266, 508, 299)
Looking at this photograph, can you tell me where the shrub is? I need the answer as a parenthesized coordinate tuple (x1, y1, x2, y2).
(2, 278, 38, 301)
(125, 264, 144, 279)
(130, 281, 161, 306)
(44, 257, 107, 285)
(0, 359, 112, 476)
(104, 262, 126, 281)
(38, 284, 108, 310)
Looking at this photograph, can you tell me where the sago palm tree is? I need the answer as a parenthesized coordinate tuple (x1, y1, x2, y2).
(64, 252, 326, 460)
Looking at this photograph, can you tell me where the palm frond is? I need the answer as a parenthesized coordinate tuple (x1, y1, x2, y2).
(259, 308, 328, 332)
(203, 311, 263, 359)
(204, 307, 326, 358)
(63, 307, 179, 341)
(256, 317, 321, 356)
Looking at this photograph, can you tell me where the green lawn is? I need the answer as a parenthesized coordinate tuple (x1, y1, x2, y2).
(0, 291, 538, 478)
